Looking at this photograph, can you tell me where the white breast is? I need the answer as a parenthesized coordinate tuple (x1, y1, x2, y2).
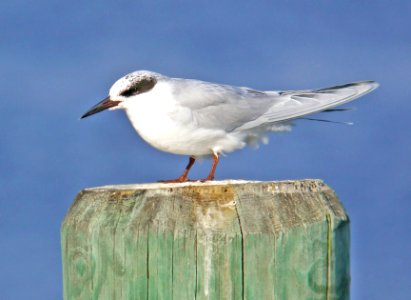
(121, 81, 239, 156)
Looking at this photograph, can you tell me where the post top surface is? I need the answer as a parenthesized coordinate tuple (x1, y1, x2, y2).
(67, 178, 347, 236)
(83, 179, 326, 192)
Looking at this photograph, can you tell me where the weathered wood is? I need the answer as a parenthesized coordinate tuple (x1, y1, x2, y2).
(61, 180, 349, 300)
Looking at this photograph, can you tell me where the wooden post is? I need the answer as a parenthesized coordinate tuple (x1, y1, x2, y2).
(61, 180, 349, 300)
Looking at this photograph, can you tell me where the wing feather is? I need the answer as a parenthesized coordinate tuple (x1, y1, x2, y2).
(169, 78, 378, 132)
(170, 78, 276, 131)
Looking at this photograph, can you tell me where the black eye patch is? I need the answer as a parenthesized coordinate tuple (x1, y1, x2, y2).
(120, 78, 157, 97)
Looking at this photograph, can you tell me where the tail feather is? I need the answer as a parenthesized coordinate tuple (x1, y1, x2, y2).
(322, 107, 354, 112)
(301, 117, 354, 125)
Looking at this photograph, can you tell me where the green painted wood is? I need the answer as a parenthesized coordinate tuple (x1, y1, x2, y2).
(61, 180, 350, 300)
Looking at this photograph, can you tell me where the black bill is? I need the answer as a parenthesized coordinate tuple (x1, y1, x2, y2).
(81, 96, 121, 119)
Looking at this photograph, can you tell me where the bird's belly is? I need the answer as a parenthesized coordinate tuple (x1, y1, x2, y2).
(125, 108, 232, 156)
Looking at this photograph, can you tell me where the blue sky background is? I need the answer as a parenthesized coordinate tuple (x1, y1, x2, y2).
(1, 1, 410, 299)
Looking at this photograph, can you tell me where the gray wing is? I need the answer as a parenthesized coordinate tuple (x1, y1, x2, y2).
(169, 78, 379, 132)
(169, 78, 276, 131)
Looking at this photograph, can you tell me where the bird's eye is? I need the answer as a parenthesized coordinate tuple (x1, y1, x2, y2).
(120, 78, 157, 97)
(120, 86, 139, 97)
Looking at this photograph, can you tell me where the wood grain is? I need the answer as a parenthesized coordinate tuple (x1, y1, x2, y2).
(61, 179, 349, 300)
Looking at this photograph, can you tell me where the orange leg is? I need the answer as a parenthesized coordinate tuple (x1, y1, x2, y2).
(159, 156, 196, 183)
(200, 152, 219, 182)
(160, 152, 219, 183)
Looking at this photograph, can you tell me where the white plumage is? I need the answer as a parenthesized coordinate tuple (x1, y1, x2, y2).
(82, 70, 378, 181)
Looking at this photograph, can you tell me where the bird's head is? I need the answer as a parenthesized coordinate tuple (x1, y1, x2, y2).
(81, 70, 160, 119)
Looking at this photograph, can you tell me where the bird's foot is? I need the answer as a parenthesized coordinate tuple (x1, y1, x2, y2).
(199, 175, 214, 182)
(158, 176, 215, 183)
(158, 176, 195, 183)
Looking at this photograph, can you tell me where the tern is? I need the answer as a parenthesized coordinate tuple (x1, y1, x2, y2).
(81, 70, 378, 182)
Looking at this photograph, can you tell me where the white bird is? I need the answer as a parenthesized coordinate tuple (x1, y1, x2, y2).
(81, 70, 378, 182)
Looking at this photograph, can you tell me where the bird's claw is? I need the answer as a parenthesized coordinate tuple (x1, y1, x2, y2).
(158, 176, 214, 183)
(158, 176, 194, 183)
(199, 176, 214, 182)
